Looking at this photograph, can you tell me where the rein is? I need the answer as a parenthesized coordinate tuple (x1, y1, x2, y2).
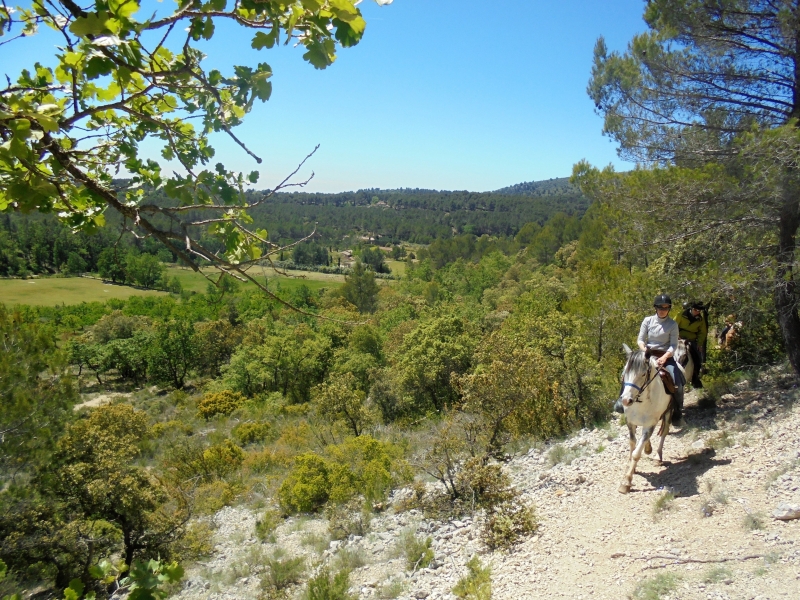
(622, 363, 661, 403)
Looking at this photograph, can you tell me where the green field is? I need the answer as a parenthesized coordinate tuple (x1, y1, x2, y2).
(0, 267, 351, 308)
(386, 259, 406, 276)
(166, 266, 344, 294)
(0, 276, 166, 307)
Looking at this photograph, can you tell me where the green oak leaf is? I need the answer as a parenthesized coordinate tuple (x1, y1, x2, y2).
(251, 29, 278, 50)
(303, 39, 336, 69)
(334, 16, 365, 47)
(69, 12, 111, 37)
(108, 0, 140, 19)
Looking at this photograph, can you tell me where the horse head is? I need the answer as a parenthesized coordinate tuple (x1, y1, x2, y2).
(619, 345, 650, 408)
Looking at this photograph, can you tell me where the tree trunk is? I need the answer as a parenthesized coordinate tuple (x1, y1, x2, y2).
(774, 195, 800, 377)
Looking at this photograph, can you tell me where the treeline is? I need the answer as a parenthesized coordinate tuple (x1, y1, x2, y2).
(0, 212, 178, 281)
(249, 186, 587, 245)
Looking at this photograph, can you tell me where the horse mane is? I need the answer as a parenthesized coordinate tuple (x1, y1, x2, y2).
(623, 349, 648, 378)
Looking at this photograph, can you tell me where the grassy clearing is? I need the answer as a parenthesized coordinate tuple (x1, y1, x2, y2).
(165, 266, 343, 294)
(385, 260, 406, 276)
(0, 276, 165, 306)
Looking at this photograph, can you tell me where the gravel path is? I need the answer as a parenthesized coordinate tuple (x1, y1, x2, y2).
(175, 371, 800, 600)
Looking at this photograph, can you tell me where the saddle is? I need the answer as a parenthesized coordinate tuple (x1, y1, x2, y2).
(645, 349, 677, 394)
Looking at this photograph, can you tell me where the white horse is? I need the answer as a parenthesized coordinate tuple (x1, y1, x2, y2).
(674, 339, 694, 386)
(617, 344, 675, 494)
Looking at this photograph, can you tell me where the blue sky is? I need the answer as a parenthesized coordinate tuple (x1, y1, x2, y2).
(2, 0, 648, 192)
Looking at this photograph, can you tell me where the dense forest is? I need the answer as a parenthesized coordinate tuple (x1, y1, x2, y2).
(0, 180, 586, 278)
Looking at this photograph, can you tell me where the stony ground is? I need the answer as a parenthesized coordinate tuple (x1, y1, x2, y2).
(174, 369, 800, 600)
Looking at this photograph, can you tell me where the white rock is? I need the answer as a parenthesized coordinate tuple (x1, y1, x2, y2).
(772, 503, 800, 520)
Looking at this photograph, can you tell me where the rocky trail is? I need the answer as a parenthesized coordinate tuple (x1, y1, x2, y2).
(175, 369, 800, 600)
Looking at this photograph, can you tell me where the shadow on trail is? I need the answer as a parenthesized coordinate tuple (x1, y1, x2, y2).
(637, 448, 732, 497)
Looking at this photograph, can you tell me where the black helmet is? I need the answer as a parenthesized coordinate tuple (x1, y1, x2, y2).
(691, 300, 706, 310)
(653, 294, 672, 308)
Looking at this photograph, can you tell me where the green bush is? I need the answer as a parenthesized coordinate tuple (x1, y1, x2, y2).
(482, 498, 537, 551)
(197, 390, 244, 419)
(326, 435, 411, 505)
(262, 552, 306, 594)
(278, 453, 331, 514)
(395, 530, 434, 571)
(255, 509, 282, 542)
(202, 439, 245, 478)
(169, 521, 215, 562)
(232, 421, 272, 445)
(455, 457, 515, 508)
(452, 555, 491, 600)
(302, 567, 355, 600)
(194, 481, 239, 514)
(278, 436, 411, 514)
(326, 499, 371, 540)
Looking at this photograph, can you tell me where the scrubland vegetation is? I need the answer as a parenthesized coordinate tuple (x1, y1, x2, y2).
(0, 190, 783, 598)
(4, 0, 800, 598)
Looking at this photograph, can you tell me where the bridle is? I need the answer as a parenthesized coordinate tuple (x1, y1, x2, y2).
(620, 362, 660, 404)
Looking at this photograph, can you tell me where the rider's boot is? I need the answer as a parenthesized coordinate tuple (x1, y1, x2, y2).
(672, 384, 685, 427)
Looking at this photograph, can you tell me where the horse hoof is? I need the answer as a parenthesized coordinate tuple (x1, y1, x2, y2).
(653, 460, 662, 467)
(618, 484, 631, 494)
(644, 441, 652, 455)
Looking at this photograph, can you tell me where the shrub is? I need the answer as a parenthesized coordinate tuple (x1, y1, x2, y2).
(652, 490, 675, 521)
(395, 530, 434, 571)
(243, 447, 293, 474)
(169, 521, 215, 562)
(333, 547, 366, 571)
(150, 420, 193, 437)
(482, 498, 537, 551)
(376, 578, 405, 599)
(279, 437, 410, 514)
(743, 512, 765, 531)
(197, 390, 244, 419)
(302, 567, 355, 600)
(233, 421, 273, 445)
(262, 552, 306, 594)
(632, 572, 680, 600)
(194, 481, 238, 514)
(452, 555, 491, 600)
(455, 457, 515, 509)
(202, 439, 245, 478)
(278, 453, 331, 514)
(327, 436, 397, 505)
(326, 499, 372, 540)
(255, 509, 282, 542)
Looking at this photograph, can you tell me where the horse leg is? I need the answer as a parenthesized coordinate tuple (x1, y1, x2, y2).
(656, 415, 669, 465)
(620, 425, 651, 494)
(644, 439, 652, 455)
(627, 422, 636, 455)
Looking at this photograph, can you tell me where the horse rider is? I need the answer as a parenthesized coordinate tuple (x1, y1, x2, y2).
(638, 294, 686, 427)
(676, 300, 707, 389)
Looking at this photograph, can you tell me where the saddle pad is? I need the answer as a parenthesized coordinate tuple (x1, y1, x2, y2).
(659, 369, 676, 394)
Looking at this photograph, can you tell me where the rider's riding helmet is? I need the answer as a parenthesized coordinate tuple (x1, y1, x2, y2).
(653, 293, 672, 308)
(691, 300, 706, 310)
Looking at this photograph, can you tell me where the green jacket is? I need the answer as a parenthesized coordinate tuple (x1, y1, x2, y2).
(676, 310, 707, 346)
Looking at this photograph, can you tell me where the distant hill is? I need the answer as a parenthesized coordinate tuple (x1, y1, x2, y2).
(494, 177, 579, 197)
